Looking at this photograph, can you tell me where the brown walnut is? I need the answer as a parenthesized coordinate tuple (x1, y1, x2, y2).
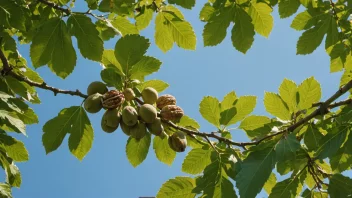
(102, 90, 125, 109)
(156, 94, 176, 110)
(160, 105, 184, 122)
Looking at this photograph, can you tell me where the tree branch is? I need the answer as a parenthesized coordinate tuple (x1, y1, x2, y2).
(0, 38, 12, 76)
(37, 0, 71, 15)
(0, 46, 87, 98)
(8, 71, 87, 98)
(162, 79, 352, 148)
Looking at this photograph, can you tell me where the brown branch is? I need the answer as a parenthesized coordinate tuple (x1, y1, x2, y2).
(0, 38, 12, 76)
(162, 79, 352, 148)
(8, 71, 87, 98)
(37, 0, 71, 15)
(328, 98, 352, 109)
(134, 97, 144, 105)
(0, 45, 87, 98)
(312, 99, 352, 109)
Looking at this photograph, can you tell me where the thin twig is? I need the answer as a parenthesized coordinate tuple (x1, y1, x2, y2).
(162, 79, 352, 148)
(8, 71, 87, 98)
(204, 136, 218, 152)
(0, 37, 12, 76)
(37, 0, 71, 15)
(0, 47, 87, 98)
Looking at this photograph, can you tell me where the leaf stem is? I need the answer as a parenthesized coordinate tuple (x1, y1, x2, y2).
(37, 0, 71, 15)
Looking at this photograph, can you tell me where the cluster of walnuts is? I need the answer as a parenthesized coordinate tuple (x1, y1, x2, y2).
(83, 81, 188, 152)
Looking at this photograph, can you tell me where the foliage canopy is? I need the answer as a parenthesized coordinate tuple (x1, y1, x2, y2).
(0, 0, 352, 197)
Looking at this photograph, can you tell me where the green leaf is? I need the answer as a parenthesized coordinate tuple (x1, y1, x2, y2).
(275, 133, 301, 162)
(296, 15, 331, 55)
(136, 7, 154, 30)
(199, 3, 215, 21)
(101, 49, 123, 75)
(0, 151, 22, 187)
(264, 173, 277, 195)
(153, 136, 176, 165)
(0, 96, 38, 125)
(126, 132, 151, 167)
(182, 148, 212, 174)
(0, 110, 25, 134)
(5, 163, 21, 187)
(203, 7, 232, 46)
(30, 18, 76, 78)
(157, 177, 196, 198)
(302, 189, 328, 198)
(178, 115, 200, 129)
(196, 154, 237, 198)
(220, 91, 237, 112)
(297, 77, 321, 110)
(249, 2, 273, 37)
(304, 124, 323, 151)
(137, 80, 169, 92)
(232, 6, 255, 54)
(278, 0, 300, 18)
(129, 56, 162, 81)
(42, 106, 93, 157)
(114, 34, 150, 75)
(329, 43, 346, 73)
(315, 126, 349, 160)
(199, 96, 221, 127)
(341, 69, 352, 87)
(264, 92, 291, 121)
(168, 0, 195, 9)
(269, 171, 306, 198)
(0, 0, 26, 31)
(155, 12, 173, 52)
(325, 17, 339, 50)
(0, 132, 28, 162)
(328, 174, 352, 198)
(330, 131, 352, 173)
(68, 107, 94, 161)
(0, 183, 12, 198)
(101, 68, 123, 89)
(85, 0, 99, 9)
(235, 147, 276, 198)
(155, 6, 196, 52)
(67, 14, 103, 62)
(223, 96, 257, 126)
(239, 115, 272, 139)
(5, 76, 40, 104)
(111, 16, 139, 36)
(96, 20, 117, 41)
(290, 11, 318, 31)
(279, 78, 298, 112)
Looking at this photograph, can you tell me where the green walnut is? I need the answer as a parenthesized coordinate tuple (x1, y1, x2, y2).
(139, 104, 157, 123)
(168, 131, 187, 152)
(84, 93, 103, 113)
(101, 117, 118, 133)
(120, 121, 132, 136)
(122, 106, 138, 126)
(130, 121, 147, 139)
(123, 88, 135, 101)
(141, 87, 158, 104)
(102, 109, 121, 128)
(87, 81, 108, 96)
(146, 118, 164, 136)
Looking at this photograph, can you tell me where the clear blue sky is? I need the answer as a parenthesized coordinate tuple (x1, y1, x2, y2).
(7, 2, 349, 198)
